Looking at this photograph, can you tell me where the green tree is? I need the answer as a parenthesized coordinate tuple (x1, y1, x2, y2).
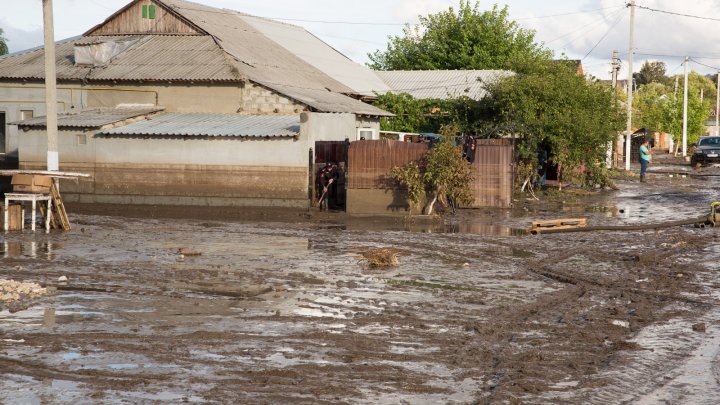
(484, 61, 624, 188)
(0, 27, 8, 56)
(633, 60, 667, 87)
(368, 1, 550, 72)
(374, 92, 429, 132)
(634, 72, 712, 147)
(634, 82, 670, 131)
(392, 125, 474, 215)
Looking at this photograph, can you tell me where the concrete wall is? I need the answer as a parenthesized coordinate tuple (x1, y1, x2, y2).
(15, 112, 376, 207)
(300, 112, 380, 143)
(346, 188, 422, 215)
(18, 127, 310, 207)
(0, 80, 307, 157)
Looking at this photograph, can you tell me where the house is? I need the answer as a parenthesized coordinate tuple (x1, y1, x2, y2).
(374, 70, 513, 101)
(0, 0, 392, 207)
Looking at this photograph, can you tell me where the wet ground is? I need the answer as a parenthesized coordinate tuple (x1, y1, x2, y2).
(2, 154, 720, 404)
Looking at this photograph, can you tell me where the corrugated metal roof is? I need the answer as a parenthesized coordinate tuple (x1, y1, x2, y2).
(375, 70, 514, 100)
(0, 0, 392, 116)
(10, 107, 165, 128)
(98, 113, 300, 137)
(0, 35, 242, 82)
(237, 14, 391, 97)
(159, 0, 391, 116)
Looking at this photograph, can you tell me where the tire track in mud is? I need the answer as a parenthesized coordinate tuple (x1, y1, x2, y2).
(448, 229, 717, 404)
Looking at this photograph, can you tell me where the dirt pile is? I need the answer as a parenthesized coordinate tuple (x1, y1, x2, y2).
(0, 279, 48, 312)
(360, 248, 400, 267)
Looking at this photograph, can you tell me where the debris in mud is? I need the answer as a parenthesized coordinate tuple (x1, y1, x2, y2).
(359, 248, 400, 267)
(611, 320, 630, 328)
(177, 248, 202, 256)
(0, 279, 48, 312)
(692, 323, 706, 332)
(174, 282, 273, 298)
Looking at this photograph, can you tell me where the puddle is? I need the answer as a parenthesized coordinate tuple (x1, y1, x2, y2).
(346, 218, 526, 236)
(0, 241, 59, 259)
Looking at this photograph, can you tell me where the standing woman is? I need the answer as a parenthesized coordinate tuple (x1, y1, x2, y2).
(639, 138, 652, 182)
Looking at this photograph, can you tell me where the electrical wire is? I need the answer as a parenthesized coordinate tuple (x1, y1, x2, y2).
(635, 4, 720, 23)
(515, 5, 624, 20)
(690, 58, 720, 71)
(582, 10, 625, 60)
(549, 7, 625, 47)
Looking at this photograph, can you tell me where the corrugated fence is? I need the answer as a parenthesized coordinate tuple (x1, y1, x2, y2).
(348, 140, 428, 189)
(348, 139, 513, 209)
(470, 144, 513, 208)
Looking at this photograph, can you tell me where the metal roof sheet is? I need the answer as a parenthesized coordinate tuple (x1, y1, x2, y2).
(375, 70, 514, 100)
(159, 0, 391, 115)
(237, 14, 391, 97)
(98, 113, 300, 137)
(0, 0, 393, 116)
(10, 107, 165, 128)
(0, 35, 242, 82)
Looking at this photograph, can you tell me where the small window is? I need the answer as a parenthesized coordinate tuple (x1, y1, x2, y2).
(20, 110, 34, 120)
(142, 5, 156, 19)
(356, 128, 376, 141)
(77, 134, 87, 145)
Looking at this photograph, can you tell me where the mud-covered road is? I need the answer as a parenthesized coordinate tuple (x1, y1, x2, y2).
(2, 159, 720, 404)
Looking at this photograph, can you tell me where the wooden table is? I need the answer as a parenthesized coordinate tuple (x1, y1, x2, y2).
(4, 193, 52, 233)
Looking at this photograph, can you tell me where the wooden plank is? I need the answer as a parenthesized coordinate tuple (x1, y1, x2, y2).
(0, 170, 91, 179)
(51, 182, 71, 231)
(531, 218, 587, 230)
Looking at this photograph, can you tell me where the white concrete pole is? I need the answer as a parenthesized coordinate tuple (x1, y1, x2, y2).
(682, 56, 689, 157)
(43, 0, 59, 171)
(716, 72, 719, 135)
(625, 1, 635, 171)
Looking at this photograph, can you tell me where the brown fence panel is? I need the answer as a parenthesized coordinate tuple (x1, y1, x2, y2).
(476, 138, 513, 146)
(469, 145, 513, 208)
(315, 141, 347, 164)
(348, 140, 428, 189)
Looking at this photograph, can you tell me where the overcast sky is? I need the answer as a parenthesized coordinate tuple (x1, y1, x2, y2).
(2, 0, 720, 80)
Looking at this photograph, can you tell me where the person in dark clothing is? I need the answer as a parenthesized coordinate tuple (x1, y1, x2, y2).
(463, 135, 477, 163)
(317, 163, 337, 211)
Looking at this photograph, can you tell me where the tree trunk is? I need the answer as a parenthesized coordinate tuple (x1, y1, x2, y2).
(423, 192, 438, 215)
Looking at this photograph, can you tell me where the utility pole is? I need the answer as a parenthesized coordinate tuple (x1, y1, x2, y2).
(625, 1, 635, 171)
(611, 50, 620, 167)
(716, 72, 719, 135)
(611, 50, 619, 89)
(43, 0, 59, 171)
(682, 56, 689, 157)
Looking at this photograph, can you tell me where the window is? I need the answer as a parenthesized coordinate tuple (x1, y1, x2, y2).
(356, 128, 376, 141)
(20, 110, 33, 120)
(77, 134, 87, 145)
(142, 5, 156, 19)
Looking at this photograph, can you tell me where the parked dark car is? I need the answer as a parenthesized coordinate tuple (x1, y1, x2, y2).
(691, 136, 720, 166)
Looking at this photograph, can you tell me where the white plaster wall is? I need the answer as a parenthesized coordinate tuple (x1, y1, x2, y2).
(19, 128, 308, 167)
(301, 112, 380, 143)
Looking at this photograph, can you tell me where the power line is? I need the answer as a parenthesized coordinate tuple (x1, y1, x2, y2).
(582, 10, 625, 60)
(552, 7, 625, 48)
(515, 5, 624, 20)
(690, 58, 720, 71)
(635, 4, 720, 23)
(270, 17, 406, 26)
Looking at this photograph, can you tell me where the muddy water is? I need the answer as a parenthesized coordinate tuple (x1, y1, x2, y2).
(2, 171, 720, 403)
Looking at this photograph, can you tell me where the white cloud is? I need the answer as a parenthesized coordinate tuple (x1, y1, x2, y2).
(516, 0, 720, 78)
(1, 20, 43, 54)
(394, 0, 451, 23)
